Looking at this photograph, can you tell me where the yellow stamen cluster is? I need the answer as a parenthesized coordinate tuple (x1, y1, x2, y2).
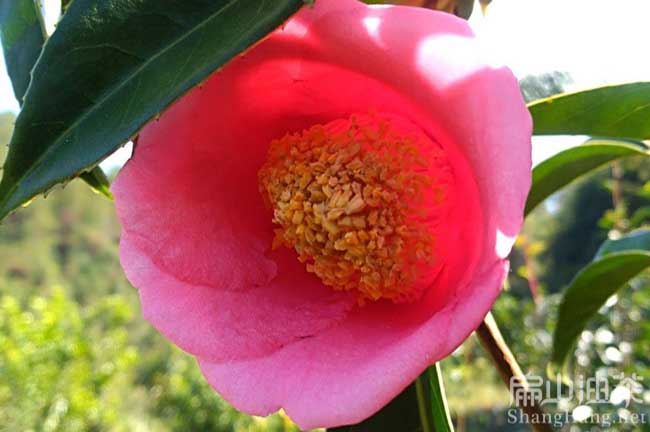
(258, 114, 445, 304)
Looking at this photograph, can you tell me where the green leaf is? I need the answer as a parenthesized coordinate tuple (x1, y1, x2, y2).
(416, 363, 455, 432)
(329, 364, 454, 432)
(551, 251, 650, 368)
(329, 383, 422, 432)
(595, 229, 650, 259)
(0, 0, 46, 102)
(79, 167, 113, 200)
(630, 207, 650, 227)
(525, 139, 650, 216)
(62, 0, 74, 14)
(528, 82, 650, 139)
(0, 0, 304, 221)
(0, 0, 115, 200)
(552, 230, 650, 368)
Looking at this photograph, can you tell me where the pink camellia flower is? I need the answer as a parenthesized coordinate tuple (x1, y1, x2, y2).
(113, 0, 531, 429)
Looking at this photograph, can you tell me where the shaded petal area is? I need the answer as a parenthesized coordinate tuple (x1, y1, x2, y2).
(120, 232, 355, 361)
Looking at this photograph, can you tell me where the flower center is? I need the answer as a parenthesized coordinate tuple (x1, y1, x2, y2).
(258, 113, 450, 304)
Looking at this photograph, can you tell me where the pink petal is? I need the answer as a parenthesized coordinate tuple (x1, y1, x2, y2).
(199, 261, 508, 430)
(113, 0, 531, 427)
(120, 232, 355, 361)
(238, 0, 533, 269)
(112, 68, 357, 361)
(191, 1, 529, 426)
(113, 2, 489, 362)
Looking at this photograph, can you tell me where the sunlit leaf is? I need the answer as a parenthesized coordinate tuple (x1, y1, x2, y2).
(595, 228, 650, 259)
(417, 363, 455, 432)
(0, 0, 304, 221)
(525, 140, 650, 215)
(528, 82, 650, 139)
(551, 251, 650, 368)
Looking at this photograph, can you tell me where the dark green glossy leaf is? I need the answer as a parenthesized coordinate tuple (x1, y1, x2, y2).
(551, 252, 650, 368)
(0, 0, 304, 221)
(79, 167, 113, 200)
(528, 82, 650, 139)
(0, 0, 112, 199)
(329, 383, 422, 432)
(595, 229, 650, 259)
(525, 140, 650, 216)
(0, 0, 45, 102)
(329, 363, 454, 432)
(62, 0, 74, 14)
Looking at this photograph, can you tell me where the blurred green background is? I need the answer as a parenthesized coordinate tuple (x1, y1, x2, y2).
(1, 73, 650, 431)
(0, 112, 299, 431)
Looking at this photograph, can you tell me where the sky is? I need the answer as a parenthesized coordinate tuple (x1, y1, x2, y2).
(470, 0, 650, 87)
(0, 0, 649, 168)
(468, 0, 650, 164)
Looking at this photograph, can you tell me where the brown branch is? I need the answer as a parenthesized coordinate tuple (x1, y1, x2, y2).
(475, 312, 554, 432)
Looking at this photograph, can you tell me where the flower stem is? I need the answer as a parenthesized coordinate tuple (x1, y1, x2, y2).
(476, 312, 554, 432)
